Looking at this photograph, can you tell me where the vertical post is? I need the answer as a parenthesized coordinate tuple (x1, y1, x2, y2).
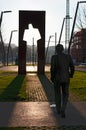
(32, 37, 34, 66)
(18, 41, 26, 75)
(68, 2, 79, 53)
(7, 31, 13, 66)
(37, 11, 45, 75)
(55, 32, 57, 54)
(0, 12, 6, 65)
(45, 35, 54, 63)
(65, 0, 70, 53)
(0, 11, 12, 65)
(37, 38, 45, 74)
(58, 18, 65, 45)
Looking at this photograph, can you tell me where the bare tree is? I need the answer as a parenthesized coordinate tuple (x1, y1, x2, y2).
(76, 7, 86, 29)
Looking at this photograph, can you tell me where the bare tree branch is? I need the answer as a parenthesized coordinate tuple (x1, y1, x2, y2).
(76, 6, 86, 29)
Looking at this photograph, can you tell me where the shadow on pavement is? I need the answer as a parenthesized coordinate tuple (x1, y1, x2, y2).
(0, 102, 16, 126)
(0, 75, 25, 101)
(38, 74, 86, 126)
(38, 74, 55, 102)
(0, 75, 25, 126)
(50, 101, 86, 126)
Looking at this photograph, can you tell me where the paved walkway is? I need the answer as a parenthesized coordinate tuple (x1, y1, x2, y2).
(0, 66, 86, 128)
(0, 101, 86, 127)
(0, 65, 50, 72)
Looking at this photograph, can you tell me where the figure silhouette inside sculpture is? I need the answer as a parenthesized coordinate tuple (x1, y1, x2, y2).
(23, 24, 41, 45)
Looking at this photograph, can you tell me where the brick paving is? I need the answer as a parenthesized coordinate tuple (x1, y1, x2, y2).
(26, 74, 55, 102)
(26, 74, 48, 101)
(26, 73, 79, 102)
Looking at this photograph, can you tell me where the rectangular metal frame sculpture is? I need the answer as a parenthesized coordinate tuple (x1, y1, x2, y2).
(18, 10, 45, 75)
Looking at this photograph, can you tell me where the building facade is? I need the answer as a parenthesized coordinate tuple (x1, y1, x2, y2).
(70, 29, 86, 64)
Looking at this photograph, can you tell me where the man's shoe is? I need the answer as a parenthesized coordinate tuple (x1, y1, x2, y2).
(61, 111, 65, 118)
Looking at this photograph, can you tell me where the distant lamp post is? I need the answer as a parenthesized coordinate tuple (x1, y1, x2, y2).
(55, 32, 57, 54)
(7, 30, 17, 66)
(45, 35, 54, 63)
(0, 11, 12, 27)
(0, 10, 12, 65)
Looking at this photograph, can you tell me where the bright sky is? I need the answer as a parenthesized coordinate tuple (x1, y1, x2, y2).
(0, 0, 86, 47)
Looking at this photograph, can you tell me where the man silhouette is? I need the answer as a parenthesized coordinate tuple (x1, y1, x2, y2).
(50, 44, 75, 118)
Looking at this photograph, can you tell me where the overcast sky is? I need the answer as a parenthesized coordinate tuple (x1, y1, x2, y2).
(0, 0, 86, 46)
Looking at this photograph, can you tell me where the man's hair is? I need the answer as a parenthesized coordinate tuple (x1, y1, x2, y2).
(56, 44, 64, 53)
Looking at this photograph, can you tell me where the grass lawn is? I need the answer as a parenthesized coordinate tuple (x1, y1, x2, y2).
(0, 71, 27, 101)
(0, 70, 86, 101)
(46, 71, 86, 101)
(70, 71, 86, 101)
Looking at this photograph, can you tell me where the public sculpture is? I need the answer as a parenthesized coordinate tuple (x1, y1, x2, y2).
(18, 11, 45, 75)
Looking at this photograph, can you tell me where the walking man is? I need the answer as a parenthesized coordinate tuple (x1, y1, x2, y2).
(50, 44, 75, 118)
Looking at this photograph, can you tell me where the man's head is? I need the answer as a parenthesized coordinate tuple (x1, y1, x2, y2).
(56, 44, 64, 54)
